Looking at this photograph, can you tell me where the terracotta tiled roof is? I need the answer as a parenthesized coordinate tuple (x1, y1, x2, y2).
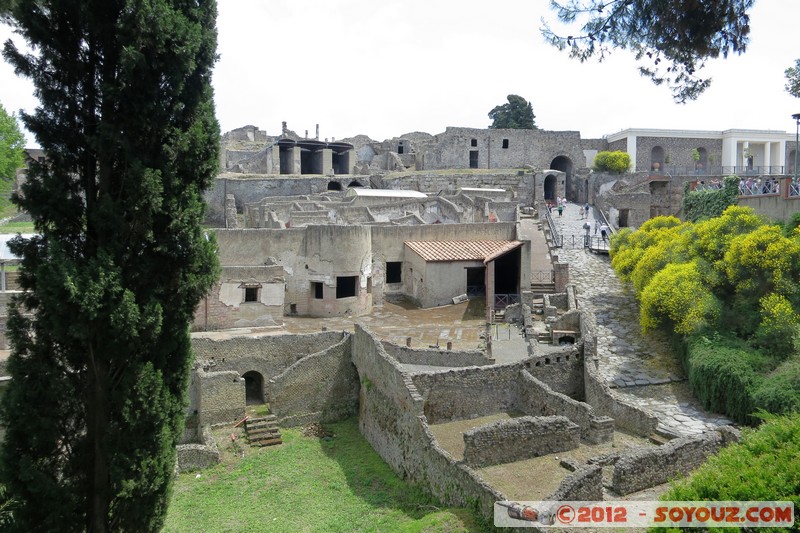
(404, 240, 522, 262)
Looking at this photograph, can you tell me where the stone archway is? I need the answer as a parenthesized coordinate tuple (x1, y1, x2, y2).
(242, 371, 265, 405)
(544, 174, 557, 201)
(327, 181, 342, 191)
(550, 156, 574, 200)
(347, 180, 363, 188)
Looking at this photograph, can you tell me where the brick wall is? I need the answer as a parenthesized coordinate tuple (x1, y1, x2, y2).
(196, 370, 245, 426)
(462, 415, 580, 467)
(191, 331, 346, 402)
(269, 335, 359, 427)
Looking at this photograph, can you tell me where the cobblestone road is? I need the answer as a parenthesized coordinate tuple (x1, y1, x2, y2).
(546, 202, 732, 436)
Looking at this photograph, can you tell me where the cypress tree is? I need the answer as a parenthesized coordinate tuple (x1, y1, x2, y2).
(0, 1, 220, 531)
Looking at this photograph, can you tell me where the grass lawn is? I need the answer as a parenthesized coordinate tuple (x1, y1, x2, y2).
(163, 417, 481, 533)
(0, 221, 34, 234)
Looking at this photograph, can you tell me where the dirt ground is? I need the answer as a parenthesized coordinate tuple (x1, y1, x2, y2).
(428, 413, 656, 501)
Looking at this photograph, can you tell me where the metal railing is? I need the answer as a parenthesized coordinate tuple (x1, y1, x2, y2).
(738, 179, 780, 196)
(646, 165, 786, 176)
(531, 270, 555, 283)
(791, 181, 800, 197)
(541, 205, 563, 247)
(494, 294, 520, 309)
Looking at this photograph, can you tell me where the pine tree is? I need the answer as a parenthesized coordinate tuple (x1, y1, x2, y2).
(488, 94, 537, 129)
(0, 1, 220, 531)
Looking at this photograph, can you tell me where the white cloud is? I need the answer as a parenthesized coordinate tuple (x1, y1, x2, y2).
(3, 0, 799, 147)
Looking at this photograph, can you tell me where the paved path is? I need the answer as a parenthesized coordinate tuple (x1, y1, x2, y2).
(547, 202, 731, 436)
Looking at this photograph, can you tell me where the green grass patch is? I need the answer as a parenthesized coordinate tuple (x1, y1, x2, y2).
(0, 221, 34, 234)
(163, 417, 478, 533)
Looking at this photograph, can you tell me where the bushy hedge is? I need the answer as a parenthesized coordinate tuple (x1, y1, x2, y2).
(682, 333, 800, 424)
(593, 150, 631, 173)
(681, 175, 740, 222)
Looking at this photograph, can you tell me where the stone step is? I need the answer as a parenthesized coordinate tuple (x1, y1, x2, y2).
(246, 422, 278, 431)
(250, 436, 283, 447)
(247, 427, 280, 438)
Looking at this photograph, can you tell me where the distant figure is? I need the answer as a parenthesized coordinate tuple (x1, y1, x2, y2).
(557, 204, 563, 217)
(579, 206, 585, 219)
(600, 223, 610, 242)
(584, 202, 589, 214)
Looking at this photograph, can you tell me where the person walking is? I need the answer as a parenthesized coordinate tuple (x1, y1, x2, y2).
(579, 206, 585, 219)
(557, 204, 563, 217)
(600, 222, 610, 242)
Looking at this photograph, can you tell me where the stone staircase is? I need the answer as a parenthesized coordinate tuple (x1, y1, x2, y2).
(245, 415, 283, 447)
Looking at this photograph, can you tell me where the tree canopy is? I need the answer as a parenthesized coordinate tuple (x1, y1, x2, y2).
(0, 1, 220, 531)
(0, 102, 24, 184)
(488, 94, 537, 129)
(592, 150, 631, 173)
(786, 58, 800, 99)
(541, 0, 754, 103)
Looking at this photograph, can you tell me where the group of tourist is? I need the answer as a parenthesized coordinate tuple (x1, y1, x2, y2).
(547, 197, 569, 217)
(739, 177, 780, 196)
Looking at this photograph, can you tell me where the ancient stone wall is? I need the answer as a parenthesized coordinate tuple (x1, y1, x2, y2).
(410, 363, 525, 423)
(612, 427, 740, 495)
(462, 415, 580, 467)
(191, 332, 347, 402)
(351, 325, 505, 519)
(581, 334, 658, 437)
(193, 265, 284, 331)
(548, 465, 604, 501)
(269, 336, 359, 427)
(176, 426, 220, 472)
(195, 370, 244, 426)
(381, 341, 493, 367)
(523, 351, 584, 399)
(518, 370, 593, 438)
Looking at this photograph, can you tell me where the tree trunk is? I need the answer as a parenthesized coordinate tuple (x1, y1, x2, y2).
(87, 349, 110, 533)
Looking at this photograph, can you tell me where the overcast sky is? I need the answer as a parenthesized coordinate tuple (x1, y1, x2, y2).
(2, 0, 800, 146)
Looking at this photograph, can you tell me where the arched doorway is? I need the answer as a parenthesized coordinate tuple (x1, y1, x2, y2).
(543, 174, 557, 202)
(242, 371, 265, 405)
(327, 181, 342, 191)
(550, 156, 574, 200)
(347, 180, 363, 188)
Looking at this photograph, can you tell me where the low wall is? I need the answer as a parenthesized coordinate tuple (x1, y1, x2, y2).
(381, 341, 493, 367)
(410, 363, 524, 424)
(463, 416, 580, 467)
(176, 426, 220, 472)
(612, 427, 740, 495)
(582, 335, 658, 437)
(269, 336, 359, 427)
(196, 370, 244, 427)
(518, 370, 594, 439)
(523, 350, 584, 399)
(352, 325, 505, 519)
(548, 465, 603, 501)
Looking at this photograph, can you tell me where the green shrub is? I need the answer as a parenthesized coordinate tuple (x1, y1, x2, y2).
(681, 175, 740, 222)
(593, 150, 631, 173)
(655, 413, 800, 533)
(684, 334, 762, 424)
(751, 359, 800, 414)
